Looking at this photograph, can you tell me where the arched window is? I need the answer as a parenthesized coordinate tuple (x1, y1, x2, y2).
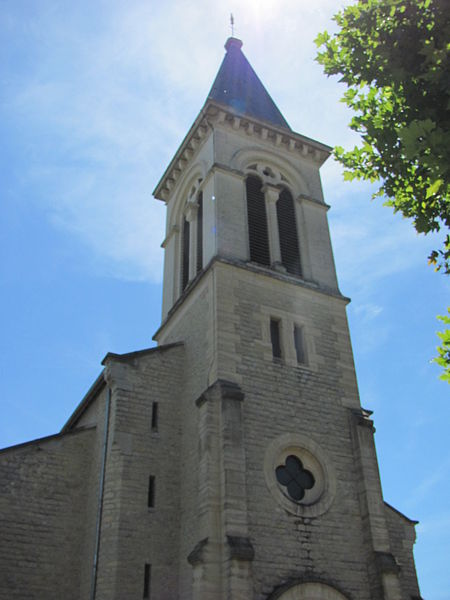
(196, 191, 203, 274)
(276, 188, 301, 276)
(246, 175, 270, 266)
(181, 216, 190, 291)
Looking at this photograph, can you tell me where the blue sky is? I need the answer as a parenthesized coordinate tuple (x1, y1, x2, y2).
(1, 1, 449, 597)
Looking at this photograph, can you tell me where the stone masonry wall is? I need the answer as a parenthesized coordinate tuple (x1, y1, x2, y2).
(0, 427, 96, 600)
(385, 505, 421, 599)
(94, 344, 186, 600)
(214, 261, 397, 599)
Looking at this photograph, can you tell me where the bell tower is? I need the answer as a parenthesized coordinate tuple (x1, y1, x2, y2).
(151, 37, 421, 600)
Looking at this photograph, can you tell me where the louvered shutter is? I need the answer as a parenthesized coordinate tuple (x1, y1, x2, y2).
(196, 192, 203, 274)
(246, 176, 270, 266)
(181, 217, 190, 291)
(277, 188, 302, 276)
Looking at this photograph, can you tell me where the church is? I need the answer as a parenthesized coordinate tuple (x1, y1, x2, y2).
(0, 37, 421, 600)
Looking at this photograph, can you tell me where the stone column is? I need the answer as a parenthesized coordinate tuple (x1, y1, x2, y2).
(297, 195, 338, 289)
(219, 380, 254, 600)
(188, 388, 222, 600)
(214, 169, 248, 261)
(262, 184, 282, 268)
(293, 197, 312, 281)
(189, 380, 254, 600)
(161, 224, 179, 318)
(350, 409, 402, 600)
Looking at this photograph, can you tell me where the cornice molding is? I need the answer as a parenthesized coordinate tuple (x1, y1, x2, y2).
(153, 100, 331, 203)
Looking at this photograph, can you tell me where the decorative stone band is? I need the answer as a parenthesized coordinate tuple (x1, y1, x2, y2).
(195, 378, 245, 407)
(375, 551, 400, 575)
(226, 535, 255, 562)
(217, 379, 245, 401)
(187, 537, 209, 566)
(351, 407, 375, 431)
(187, 536, 255, 566)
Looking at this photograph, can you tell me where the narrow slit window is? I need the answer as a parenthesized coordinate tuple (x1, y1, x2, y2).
(143, 563, 151, 598)
(196, 192, 203, 273)
(151, 402, 158, 432)
(148, 476, 155, 508)
(294, 325, 306, 364)
(270, 319, 282, 359)
(181, 216, 190, 291)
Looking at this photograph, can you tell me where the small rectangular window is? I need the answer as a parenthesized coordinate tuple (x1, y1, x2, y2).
(151, 402, 158, 432)
(143, 563, 151, 598)
(270, 318, 282, 359)
(294, 325, 306, 364)
(148, 476, 155, 508)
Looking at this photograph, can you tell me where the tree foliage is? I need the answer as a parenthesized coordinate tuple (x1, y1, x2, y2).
(434, 310, 450, 383)
(315, 0, 450, 272)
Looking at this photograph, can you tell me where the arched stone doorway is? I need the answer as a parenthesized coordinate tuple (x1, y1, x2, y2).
(268, 581, 350, 600)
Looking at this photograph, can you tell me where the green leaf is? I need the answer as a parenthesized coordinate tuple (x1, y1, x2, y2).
(314, 31, 330, 47)
(433, 309, 450, 383)
(426, 179, 444, 199)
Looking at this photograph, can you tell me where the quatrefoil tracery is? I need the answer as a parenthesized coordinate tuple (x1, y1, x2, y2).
(247, 163, 290, 186)
(276, 455, 315, 502)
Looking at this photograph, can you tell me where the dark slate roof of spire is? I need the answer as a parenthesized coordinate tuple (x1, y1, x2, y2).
(207, 37, 291, 130)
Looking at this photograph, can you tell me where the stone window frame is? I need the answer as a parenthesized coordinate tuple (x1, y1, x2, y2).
(293, 322, 308, 366)
(176, 178, 204, 298)
(243, 164, 304, 277)
(260, 307, 316, 370)
(269, 316, 283, 360)
(264, 433, 336, 518)
(162, 160, 207, 305)
(231, 147, 313, 280)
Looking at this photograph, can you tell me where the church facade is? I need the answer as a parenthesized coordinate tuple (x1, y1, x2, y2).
(0, 38, 421, 600)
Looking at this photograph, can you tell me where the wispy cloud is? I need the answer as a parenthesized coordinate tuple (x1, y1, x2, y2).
(354, 303, 383, 322)
(327, 178, 443, 295)
(1, 0, 437, 290)
(406, 458, 450, 510)
(417, 512, 450, 536)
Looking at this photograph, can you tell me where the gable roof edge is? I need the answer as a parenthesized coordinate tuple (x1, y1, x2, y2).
(101, 341, 184, 365)
(61, 371, 106, 433)
(384, 501, 419, 525)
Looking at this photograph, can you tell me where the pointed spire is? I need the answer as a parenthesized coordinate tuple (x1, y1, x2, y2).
(207, 38, 291, 130)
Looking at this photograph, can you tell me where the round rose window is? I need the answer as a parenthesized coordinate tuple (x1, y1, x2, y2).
(264, 433, 336, 517)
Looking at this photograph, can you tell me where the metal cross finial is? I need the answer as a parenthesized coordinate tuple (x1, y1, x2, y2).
(230, 13, 235, 37)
